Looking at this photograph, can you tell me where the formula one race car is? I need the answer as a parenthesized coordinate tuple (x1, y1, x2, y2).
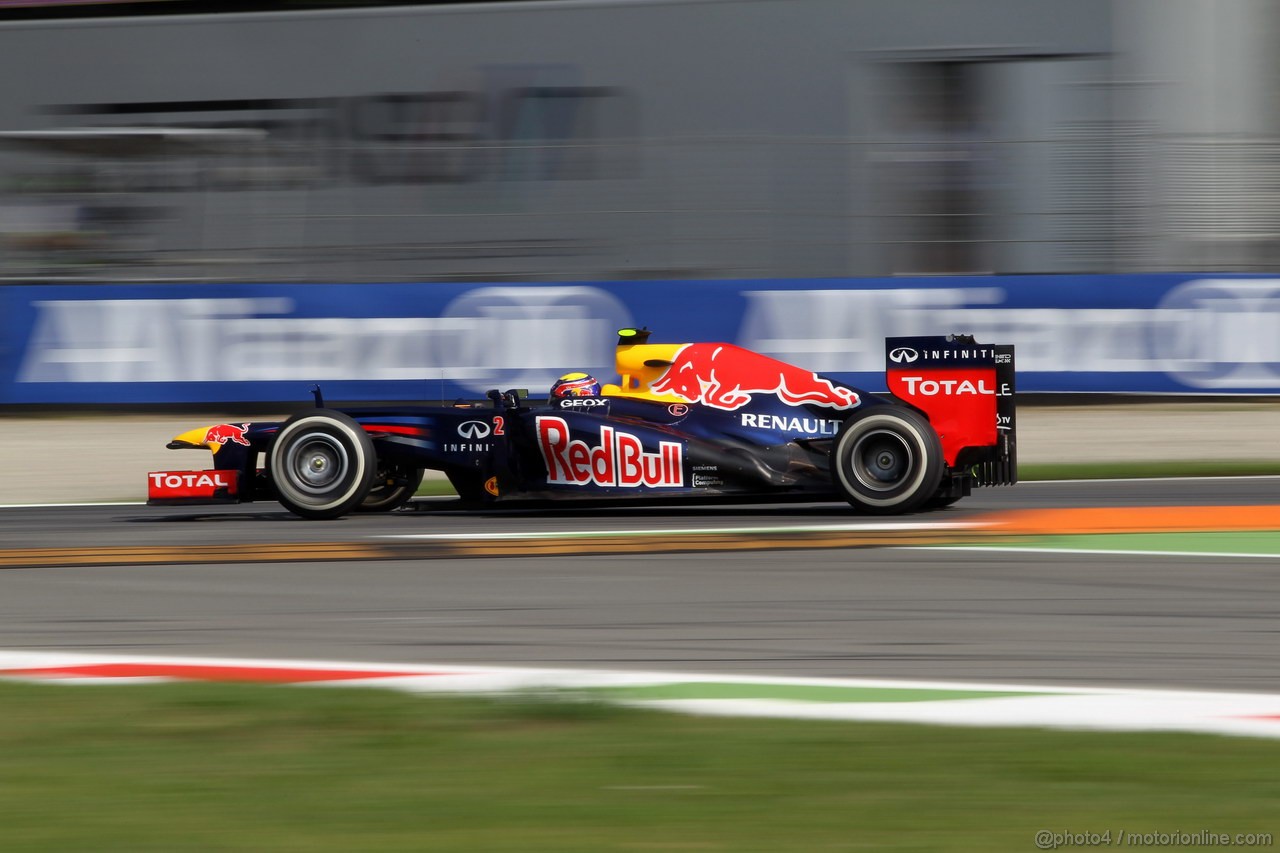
(148, 330, 1016, 518)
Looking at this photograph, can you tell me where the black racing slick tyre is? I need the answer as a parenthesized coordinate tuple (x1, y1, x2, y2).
(358, 464, 424, 512)
(832, 407, 944, 514)
(269, 410, 377, 520)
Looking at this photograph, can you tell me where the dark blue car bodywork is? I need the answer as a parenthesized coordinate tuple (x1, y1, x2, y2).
(150, 334, 1016, 517)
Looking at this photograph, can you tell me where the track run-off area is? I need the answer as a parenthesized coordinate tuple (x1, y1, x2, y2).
(3, 476, 1280, 737)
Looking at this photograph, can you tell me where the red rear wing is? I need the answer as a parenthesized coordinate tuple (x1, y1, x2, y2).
(885, 335, 1016, 485)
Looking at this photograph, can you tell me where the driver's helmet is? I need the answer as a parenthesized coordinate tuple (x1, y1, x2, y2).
(550, 372, 602, 398)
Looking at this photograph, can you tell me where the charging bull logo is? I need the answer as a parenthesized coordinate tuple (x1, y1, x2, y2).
(203, 423, 251, 447)
(649, 344, 860, 411)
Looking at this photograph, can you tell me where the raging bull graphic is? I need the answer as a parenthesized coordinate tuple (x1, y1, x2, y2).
(649, 343, 860, 411)
(203, 423, 251, 447)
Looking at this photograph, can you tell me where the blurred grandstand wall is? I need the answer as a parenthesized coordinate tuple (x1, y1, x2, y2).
(0, 0, 1275, 283)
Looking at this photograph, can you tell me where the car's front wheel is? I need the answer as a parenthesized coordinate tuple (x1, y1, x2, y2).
(831, 407, 943, 514)
(269, 410, 376, 519)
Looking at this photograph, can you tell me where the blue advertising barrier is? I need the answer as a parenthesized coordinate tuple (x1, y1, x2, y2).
(2, 273, 1278, 404)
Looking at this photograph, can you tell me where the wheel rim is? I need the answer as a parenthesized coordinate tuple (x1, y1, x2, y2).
(284, 432, 351, 498)
(849, 428, 914, 492)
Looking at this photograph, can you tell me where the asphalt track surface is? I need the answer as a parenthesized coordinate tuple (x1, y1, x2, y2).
(0, 477, 1278, 693)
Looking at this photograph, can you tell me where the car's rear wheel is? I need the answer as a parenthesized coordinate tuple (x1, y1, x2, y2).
(832, 407, 943, 514)
(358, 463, 424, 512)
(269, 410, 376, 519)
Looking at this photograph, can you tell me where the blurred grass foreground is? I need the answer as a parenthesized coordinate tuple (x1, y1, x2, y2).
(2, 681, 1278, 851)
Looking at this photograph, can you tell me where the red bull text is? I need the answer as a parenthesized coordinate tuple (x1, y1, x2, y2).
(537, 416, 683, 488)
(649, 344, 859, 411)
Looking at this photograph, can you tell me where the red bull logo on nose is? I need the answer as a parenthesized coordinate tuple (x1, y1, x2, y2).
(649, 343, 860, 411)
(203, 423, 251, 447)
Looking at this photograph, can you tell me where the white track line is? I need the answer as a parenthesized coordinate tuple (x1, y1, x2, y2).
(0, 649, 1269, 698)
(0, 501, 144, 509)
(4, 650, 1280, 739)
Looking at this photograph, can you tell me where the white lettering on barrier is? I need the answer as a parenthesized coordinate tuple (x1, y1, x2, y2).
(738, 281, 1280, 389)
(739, 288, 1005, 373)
(740, 288, 1157, 374)
(21, 279, 1280, 394)
(18, 287, 631, 393)
(1151, 279, 1280, 388)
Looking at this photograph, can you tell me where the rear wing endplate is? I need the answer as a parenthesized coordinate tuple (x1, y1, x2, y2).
(885, 335, 1016, 486)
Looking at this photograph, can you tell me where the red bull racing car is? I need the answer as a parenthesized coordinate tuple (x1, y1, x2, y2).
(148, 330, 1016, 519)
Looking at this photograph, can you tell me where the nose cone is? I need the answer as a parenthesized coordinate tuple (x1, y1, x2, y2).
(166, 425, 219, 452)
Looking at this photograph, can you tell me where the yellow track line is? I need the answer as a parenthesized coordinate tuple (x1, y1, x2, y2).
(0, 543, 388, 568)
(0, 531, 967, 568)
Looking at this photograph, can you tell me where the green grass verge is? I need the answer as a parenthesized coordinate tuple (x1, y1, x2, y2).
(2, 681, 1277, 852)
(984, 531, 1280, 556)
(415, 477, 460, 497)
(586, 683, 1041, 703)
(1018, 459, 1280, 481)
